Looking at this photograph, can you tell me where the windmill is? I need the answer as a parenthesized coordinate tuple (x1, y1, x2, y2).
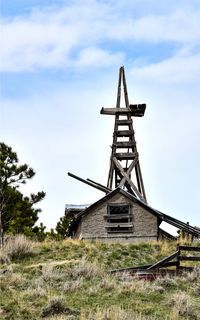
(68, 66, 147, 203)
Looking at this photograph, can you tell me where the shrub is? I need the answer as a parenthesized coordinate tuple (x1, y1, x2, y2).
(81, 307, 160, 320)
(67, 258, 103, 280)
(41, 297, 79, 318)
(5, 234, 33, 260)
(63, 277, 83, 293)
(0, 249, 10, 264)
(168, 292, 197, 318)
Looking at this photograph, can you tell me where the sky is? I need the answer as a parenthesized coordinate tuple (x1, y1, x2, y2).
(1, 0, 200, 233)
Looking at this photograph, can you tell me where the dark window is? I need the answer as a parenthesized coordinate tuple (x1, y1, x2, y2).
(105, 204, 133, 233)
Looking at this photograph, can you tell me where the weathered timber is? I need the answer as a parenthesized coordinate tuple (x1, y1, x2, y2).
(129, 104, 146, 117)
(161, 215, 200, 237)
(68, 172, 111, 193)
(102, 66, 147, 202)
(147, 251, 179, 270)
(114, 141, 136, 148)
(114, 130, 134, 137)
(114, 152, 137, 160)
(104, 214, 132, 219)
(101, 104, 146, 117)
(118, 158, 138, 186)
(116, 119, 132, 125)
(112, 157, 145, 201)
(105, 223, 133, 228)
(179, 246, 200, 252)
(101, 107, 132, 115)
(179, 256, 200, 261)
(86, 178, 110, 191)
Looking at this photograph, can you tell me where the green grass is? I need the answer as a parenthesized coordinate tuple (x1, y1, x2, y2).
(0, 239, 200, 319)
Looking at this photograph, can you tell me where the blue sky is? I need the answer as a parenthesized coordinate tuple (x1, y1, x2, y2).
(1, 0, 200, 233)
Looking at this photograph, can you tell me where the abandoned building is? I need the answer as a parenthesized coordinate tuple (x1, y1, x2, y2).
(66, 66, 200, 242)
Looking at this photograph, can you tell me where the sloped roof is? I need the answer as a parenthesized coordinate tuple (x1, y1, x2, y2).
(65, 204, 90, 210)
(74, 188, 200, 238)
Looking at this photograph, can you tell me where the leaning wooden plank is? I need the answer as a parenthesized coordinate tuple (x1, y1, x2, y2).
(110, 265, 151, 274)
(158, 213, 200, 237)
(68, 172, 110, 193)
(86, 178, 111, 192)
(147, 251, 179, 270)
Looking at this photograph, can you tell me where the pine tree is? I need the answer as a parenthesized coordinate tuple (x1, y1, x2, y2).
(0, 142, 45, 246)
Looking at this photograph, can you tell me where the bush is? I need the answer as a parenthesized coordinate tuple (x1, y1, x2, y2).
(168, 292, 197, 318)
(0, 249, 10, 264)
(41, 297, 79, 318)
(5, 234, 33, 260)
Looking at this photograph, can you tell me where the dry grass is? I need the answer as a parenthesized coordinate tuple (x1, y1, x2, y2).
(168, 292, 198, 319)
(4, 234, 33, 260)
(80, 306, 160, 320)
(69, 257, 104, 279)
(1, 238, 200, 320)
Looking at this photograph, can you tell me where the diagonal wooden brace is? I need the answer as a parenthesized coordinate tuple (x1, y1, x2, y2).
(112, 157, 145, 201)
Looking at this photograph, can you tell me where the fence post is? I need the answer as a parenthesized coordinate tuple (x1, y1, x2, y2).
(176, 243, 180, 272)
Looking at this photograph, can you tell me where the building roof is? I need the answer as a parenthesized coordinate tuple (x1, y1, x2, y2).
(65, 204, 90, 210)
(74, 188, 200, 238)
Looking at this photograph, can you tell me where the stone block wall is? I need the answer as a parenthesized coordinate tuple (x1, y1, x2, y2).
(75, 192, 158, 242)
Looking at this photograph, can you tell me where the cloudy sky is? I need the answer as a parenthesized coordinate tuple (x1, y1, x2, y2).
(1, 0, 200, 232)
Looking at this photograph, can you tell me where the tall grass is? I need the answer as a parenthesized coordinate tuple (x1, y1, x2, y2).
(5, 234, 33, 260)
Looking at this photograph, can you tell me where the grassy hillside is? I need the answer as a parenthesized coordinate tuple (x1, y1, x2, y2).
(1, 238, 200, 320)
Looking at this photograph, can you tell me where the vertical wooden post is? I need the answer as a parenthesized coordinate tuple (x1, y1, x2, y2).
(176, 243, 180, 273)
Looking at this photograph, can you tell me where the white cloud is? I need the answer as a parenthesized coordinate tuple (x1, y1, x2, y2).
(1, 1, 200, 72)
(74, 47, 124, 67)
(131, 51, 200, 84)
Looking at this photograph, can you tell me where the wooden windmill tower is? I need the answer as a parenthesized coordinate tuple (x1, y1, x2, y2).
(68, 66, 147, 203)
(101, 66, 147, 203)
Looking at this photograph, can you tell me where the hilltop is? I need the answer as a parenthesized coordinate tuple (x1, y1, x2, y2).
(1, 238, 200, 320)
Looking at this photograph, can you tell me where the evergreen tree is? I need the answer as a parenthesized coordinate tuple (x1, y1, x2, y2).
(56, 214, 73, 238)
(0, 142, 45, 246)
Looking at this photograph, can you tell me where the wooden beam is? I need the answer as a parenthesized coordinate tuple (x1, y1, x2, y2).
(112, 157, 145, 201)
(179, 246, 200, 252)
(105, 223, 133, 228)
(114, 152, 137, 160)
(114, 141, 135, 148)
(179, 256, 200, 261)
(87, 178, 111, 192)
(116, 119, 132, 125)
(68, 172, 110, 193)
(118, 157, 138, 188)
(101, 104, 146, 117)
(114, 130, 134, 137)
(147, 251, 179, 270)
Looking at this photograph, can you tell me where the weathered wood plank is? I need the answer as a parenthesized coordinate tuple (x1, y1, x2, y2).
(116, 119, 132, 125)
(68, 172, 111, 193)
(112, 157, 145, 201)
(101, 107, 132, 115)
(115, 130, 134, 137)
(179, 256, 200, 261)
(147, 251, 179, 270)
(105, 223, 133, 228)
(114, 141, 135, 148)
(101, 104, 146, 117)
(114, 152, 137, 159)
(179, 246, 200, 252)
(104, 214, 132, 219)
